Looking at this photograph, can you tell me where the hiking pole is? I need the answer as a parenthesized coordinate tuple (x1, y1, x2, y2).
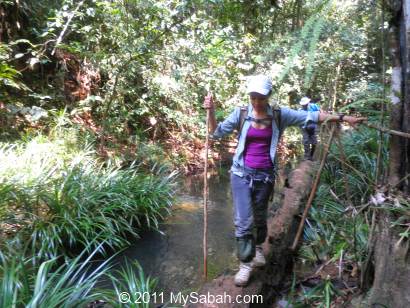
(291, 124, 336, 251)
(203, 92, 211, 280)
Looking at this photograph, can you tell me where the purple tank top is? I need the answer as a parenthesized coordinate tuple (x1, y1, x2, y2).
(244, 124, 273, 169)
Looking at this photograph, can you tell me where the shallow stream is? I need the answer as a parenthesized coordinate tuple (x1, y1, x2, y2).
(115, 170, 238, 295)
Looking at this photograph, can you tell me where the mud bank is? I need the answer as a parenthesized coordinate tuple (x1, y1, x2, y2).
(188, 160, 317, 308)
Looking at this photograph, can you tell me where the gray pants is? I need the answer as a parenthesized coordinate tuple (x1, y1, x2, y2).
(231, 167, 275, 245)
(302, 128, 318, 159)
(302, 128, 318, 146)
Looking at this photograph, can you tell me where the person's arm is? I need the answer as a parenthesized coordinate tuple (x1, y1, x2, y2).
(203, 94, 239, 138)
(280, 108, 367, 130)
(318, 112, 367, 127)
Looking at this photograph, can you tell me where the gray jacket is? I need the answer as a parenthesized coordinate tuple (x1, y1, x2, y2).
(212, 103, 319, 176)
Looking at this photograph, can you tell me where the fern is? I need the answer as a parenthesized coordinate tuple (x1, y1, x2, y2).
(277, 0, 333, 87)
(0, 43, 29, 91)
(303, 1, 332, 89)
(277, 16, 318, 83)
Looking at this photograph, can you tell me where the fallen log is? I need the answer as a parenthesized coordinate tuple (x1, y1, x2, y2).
(188, 160, 317, 308)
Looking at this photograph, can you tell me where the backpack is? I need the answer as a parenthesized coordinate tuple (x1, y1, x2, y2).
(305, 122, 317, 136)
(238, 105, 282, 140)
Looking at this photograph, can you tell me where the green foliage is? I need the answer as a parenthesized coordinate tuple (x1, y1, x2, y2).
(341, 80, 388, 119)
(300, 277, 340, 308)
(0, 241, 108, 307)
(0, 43, 28, 92)
(0, 124, 177, 258)
(0, 106, 170, 306)
(0, 0, 395, 306)
(303, 10, 327, 89)
(254, 0, 378, 103)
(3, 0, 382, 172)
(277, 0, 333, 87)
(29, 161, 176, 258)
(0, 241, 156, 307)
(103, 261, 158, 308)
(300, 127, 387, 267)
(286, 273, 341, 308)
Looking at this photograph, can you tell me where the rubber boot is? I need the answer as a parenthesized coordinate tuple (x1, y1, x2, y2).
(236, 235, 255, 263)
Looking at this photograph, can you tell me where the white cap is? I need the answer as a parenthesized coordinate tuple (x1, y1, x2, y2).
(299, 97, 310, 105)
(246, 75, 272, 96)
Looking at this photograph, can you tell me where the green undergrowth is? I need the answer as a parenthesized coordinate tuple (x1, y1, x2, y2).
(0, 131, 177, 258)
(303, 127, 386, 258)
(0, 240, 157, 308)
(0, 122, 177, 306)
(289, 126, 388, 306)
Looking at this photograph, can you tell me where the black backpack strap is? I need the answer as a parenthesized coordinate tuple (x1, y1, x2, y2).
(238, 105, 282, 139)
(272, 107, 283, 174)
(273, 107, 282, 139)
(238, 106, 248, 139)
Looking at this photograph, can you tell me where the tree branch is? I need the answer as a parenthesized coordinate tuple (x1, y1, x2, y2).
(51, 0, 85, 56)
(365, 122, 410, 139)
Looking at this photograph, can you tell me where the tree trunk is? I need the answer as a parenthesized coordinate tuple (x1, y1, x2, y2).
(388, 24, 404, 188)
(367, 212, 410, 307)
(404, 0, 410, 193)
(331, 63, 341, 112)
(365, 1, 410, 306)
(295, 0, 303, 29)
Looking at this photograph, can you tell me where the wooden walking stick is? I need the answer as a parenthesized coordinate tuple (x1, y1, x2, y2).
(203, 92, 211, 280)
(291, 124, 336, 251)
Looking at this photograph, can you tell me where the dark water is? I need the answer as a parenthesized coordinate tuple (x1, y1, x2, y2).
(116, 170, 238, 294)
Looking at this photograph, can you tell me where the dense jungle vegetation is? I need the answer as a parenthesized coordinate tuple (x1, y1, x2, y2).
(1, 0, 410, 307)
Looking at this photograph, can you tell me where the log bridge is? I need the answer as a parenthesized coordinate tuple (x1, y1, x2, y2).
(189, 160, 317, 308)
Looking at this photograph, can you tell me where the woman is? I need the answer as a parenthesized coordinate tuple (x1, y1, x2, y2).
(203, 75, 365, 287)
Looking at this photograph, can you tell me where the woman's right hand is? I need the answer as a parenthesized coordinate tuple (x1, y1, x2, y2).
(203, 94, 214, 110)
